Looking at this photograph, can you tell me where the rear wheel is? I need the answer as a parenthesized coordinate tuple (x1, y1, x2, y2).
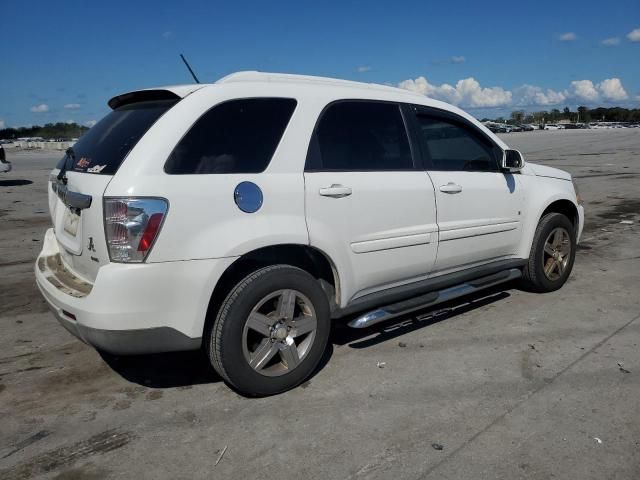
(207, 265, 330, 396)
(521, 212, 576, 292)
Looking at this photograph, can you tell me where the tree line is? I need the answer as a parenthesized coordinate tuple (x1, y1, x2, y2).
(0, 122, 89, 140)
(483, 106, 640, 125)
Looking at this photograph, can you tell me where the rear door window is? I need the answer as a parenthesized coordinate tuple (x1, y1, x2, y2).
(164, 98, 297, 174)
(58, 99, 177, 175)
(306, 101, 413, 171)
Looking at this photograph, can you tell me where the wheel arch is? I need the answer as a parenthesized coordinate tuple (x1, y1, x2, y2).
(540, 199, 579, 229)
(520, 195, 579, 259)
(204, 244, 341, 331)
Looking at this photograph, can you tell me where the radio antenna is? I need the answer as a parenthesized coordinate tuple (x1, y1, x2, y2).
(180, 54, 200, 83)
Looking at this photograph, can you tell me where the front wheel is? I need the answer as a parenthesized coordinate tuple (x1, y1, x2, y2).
(207, 265, 330, 396)
(521, 212, 576, 292)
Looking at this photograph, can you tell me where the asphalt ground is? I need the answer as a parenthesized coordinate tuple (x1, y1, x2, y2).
(0, 128, 639, 479)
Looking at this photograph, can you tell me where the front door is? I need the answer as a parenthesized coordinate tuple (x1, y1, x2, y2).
(410, 107, 524, 272)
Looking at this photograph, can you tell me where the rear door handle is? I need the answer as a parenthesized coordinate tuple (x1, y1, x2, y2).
(319, 184, 352, 198)
(439, 182, 463, 194)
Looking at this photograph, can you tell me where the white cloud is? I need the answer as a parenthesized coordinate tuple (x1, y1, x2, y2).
(30, 103, 49, 113)
(162, 31, 173, 39)
(450, 56, 466, 64)
(515, 85, 567, 106)
(568, 80, 600, 101)
(356, 66, 372, 73)
(566, 78, 628, 102)
(85, 120, 97, 127)
(598, 78, 628, 101)
(627, 28, 640, 42)
(64, 103, 81, 110)
(398, 76, 511, 107)
(602, 37, 620, 46)
(0, 119, 5, 129)
(398, 75, 633, 108)
(559, 32, 577, 41)
(456, 78, 512, 107)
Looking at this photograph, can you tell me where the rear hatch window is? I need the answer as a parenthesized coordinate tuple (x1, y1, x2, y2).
(57, 99, 177, 175)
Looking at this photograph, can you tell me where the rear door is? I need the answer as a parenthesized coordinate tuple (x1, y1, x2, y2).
(304, 101, 438, 304)
(50, 99, 177, 282)
(409, 106, 524, 272)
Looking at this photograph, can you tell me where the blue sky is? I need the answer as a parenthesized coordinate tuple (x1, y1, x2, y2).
(1, 0, 639, 127)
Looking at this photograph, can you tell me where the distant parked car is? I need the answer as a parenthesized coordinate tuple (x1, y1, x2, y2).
(520, 124, 535, 131)
(510, 125, 523, 132)
(487, 124, 506, 133)
(0, 145, 11, 173)
(544, 124, 561, 130)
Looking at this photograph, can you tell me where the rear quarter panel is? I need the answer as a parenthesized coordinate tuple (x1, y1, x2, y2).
(104, 83, 319, 262)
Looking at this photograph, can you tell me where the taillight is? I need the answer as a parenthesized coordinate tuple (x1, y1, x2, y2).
(103, 198, 168, 263)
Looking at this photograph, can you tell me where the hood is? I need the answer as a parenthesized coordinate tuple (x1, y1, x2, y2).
(527, 163, 572, 181)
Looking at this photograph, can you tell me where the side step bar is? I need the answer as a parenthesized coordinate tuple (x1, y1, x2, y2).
(347, 268, 522, 329)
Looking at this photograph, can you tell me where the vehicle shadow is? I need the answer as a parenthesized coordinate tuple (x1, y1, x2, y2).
(0, 179, 34, 187)
(99, 349, 220, 389)
(99, 282, 515, 391)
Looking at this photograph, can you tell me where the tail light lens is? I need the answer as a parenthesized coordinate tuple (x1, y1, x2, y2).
(104, 198, 168, 263)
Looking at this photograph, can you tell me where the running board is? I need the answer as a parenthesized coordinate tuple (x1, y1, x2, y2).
(347, 268, 522, 329)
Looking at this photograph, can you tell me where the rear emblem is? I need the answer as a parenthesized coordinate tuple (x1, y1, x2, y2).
(88, 237, 96, 252)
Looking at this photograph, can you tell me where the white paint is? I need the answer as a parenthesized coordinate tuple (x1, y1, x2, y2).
(35, 71, 583, 347)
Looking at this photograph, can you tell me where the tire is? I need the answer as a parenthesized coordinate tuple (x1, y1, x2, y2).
(207, 265, 330, 396)
(521, 212, 576, 292)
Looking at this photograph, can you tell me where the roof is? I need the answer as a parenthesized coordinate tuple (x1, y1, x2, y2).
(108, 71, 424, 109)
(216, 71, 418, 97)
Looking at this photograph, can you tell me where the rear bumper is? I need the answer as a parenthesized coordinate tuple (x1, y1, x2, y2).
(0, 161, 11, 173)
(35, 228, 237, 355)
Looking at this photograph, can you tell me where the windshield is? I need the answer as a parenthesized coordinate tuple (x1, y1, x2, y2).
(57, 99, 177, 175)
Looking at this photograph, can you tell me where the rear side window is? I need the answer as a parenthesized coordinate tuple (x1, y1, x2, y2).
(164, 98, 297, 174)
(414, 115, 498, 172)
(58, 99, 177, 175)
(307, 101, 413, 171)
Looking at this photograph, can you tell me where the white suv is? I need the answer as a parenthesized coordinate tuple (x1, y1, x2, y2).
(36, 72, 584, 396)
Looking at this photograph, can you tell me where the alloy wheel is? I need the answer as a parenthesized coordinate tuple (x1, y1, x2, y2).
(542, 227, 571, 281)
(242, 289, 318, 377)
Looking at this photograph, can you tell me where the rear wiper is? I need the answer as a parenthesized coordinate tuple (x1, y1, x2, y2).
(57, 147, 74, 184)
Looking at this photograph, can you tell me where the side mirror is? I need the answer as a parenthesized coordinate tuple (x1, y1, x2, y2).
(502, 149, 524, 172)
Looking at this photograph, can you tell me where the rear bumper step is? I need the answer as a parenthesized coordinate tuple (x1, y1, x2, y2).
(348, 268, 521, 329)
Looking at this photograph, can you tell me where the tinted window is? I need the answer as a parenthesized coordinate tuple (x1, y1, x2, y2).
(308, 101, 413, 171)
(415, 115, 498, 172)
(59, 99, 177, 175)
(165, 98, 296, 174)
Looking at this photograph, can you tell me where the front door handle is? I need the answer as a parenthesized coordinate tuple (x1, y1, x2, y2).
(319, 184, 352, 198)
(439, 182, 463, 194)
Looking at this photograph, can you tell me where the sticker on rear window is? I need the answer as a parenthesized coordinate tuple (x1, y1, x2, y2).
(87, 164, 106, 173)
(76, 157, 90, 169)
